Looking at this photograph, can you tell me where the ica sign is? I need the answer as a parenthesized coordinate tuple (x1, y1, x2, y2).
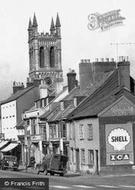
(108, 128, 130, 151)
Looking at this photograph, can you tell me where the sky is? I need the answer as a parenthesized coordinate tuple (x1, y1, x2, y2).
(0, 0, 135, 100)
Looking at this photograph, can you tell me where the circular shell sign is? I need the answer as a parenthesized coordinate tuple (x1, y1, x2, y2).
(108, 128, 130, 151)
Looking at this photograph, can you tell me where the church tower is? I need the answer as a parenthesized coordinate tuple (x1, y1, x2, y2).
(27, 13, 63, 94)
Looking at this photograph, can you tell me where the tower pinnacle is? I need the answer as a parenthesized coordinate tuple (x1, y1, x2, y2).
(28, 18, 32, 30)
(56, 13, 61, 27)
(33, 13, 38, 27)
(50, 18, 55, 34)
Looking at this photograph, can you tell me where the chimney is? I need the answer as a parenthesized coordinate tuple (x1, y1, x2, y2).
(79, 59, 93, 92)
(33, 79, 41, 87)
(117, 56, 130, 90)
(26, 77, 33, 88)
(67, 69, 77, 92)
(13, 81, 25, 94)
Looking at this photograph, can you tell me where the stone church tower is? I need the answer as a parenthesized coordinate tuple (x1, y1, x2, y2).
(27, 13, 63, 94)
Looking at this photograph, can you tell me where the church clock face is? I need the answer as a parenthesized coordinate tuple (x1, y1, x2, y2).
(44, 77, 52, 86)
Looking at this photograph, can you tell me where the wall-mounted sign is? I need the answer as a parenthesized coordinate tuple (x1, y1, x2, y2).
(105, 123, 134, 165)
(110, 154, 129, 161)
(31, 135, 42, 142)
(108, 128, 130, 151)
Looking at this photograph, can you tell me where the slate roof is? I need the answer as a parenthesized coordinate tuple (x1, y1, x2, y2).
(40, 102, 59, 120)
(16, 120, 25, 130)
(67, 69, 121, 119)
(68, 68, 135, 120)
(0, 86, 34, 105)
(47, 103, 61, 122)
(40, 71, 115, 123)
(62, 87, 80, 101)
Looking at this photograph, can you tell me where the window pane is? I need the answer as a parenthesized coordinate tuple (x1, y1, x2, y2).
(88, 150, 94, 167)
(87, 124, 93, 140)
(79, 124, 84, 139)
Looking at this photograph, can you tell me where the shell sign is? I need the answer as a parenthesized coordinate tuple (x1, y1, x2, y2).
(108, 128, 130, 151)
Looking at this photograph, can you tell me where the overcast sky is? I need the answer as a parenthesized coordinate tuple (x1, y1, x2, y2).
(0, 0, 135, 100)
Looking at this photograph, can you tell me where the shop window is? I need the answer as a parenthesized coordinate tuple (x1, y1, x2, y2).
(61, 122, 66, 138)
(87, 124, 93, 140)
(88, 149, 94, 167)
(49, 124, 57, 139)
(31, 119, 36, 135)
(79, 124, 84, 140)
(40, 124, 47, 140)
(81, 149, 85, 165)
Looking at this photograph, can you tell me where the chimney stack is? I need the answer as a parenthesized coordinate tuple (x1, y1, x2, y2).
(67, 69, 77, 92)
(117, 56, 130, 90)
(26, 77, 33, 88)
(13, 82, 25, 94)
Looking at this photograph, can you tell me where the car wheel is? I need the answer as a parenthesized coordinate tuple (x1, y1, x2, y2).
(50, 171, 54, 175)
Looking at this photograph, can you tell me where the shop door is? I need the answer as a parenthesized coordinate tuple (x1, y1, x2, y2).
(95, 149, 99, 175)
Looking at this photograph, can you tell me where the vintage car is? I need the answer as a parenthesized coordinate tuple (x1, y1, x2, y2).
(37, 154, 68, 176)
(0, 155, 19, 171)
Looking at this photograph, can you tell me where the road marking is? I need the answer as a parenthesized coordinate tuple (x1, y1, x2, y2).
(119, 185, 135, 188)
(97, 185, 118, 188)
(50, 185, 70, 189)
(73, 185, 95, 188)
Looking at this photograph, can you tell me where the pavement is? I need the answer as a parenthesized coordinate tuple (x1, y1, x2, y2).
(18, 165, 81, 177)
(18, 165, 135, 178)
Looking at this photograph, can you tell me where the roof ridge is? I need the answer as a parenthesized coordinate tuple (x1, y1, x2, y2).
(1, 86, 34, 105)
(67, 70, 118, 119)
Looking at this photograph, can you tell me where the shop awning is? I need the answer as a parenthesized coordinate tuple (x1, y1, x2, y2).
(1, 143, 18, 152)
(0, 141, 9, 149)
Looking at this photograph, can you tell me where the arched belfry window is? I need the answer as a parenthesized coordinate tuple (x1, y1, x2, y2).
(50, 46, 55, 68)
(39, 46, 44, 68)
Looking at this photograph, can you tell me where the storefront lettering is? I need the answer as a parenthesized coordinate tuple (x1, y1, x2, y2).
(110, 154, 129, 161)
(108, 128, 130, 151)
(111, 136, 128, 142)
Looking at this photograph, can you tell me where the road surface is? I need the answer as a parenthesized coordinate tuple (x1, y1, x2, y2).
(0, 169, 135, 189)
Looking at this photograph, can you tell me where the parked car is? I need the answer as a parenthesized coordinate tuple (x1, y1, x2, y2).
(37, 154, 68, 176)
(0, 155, 19, 171)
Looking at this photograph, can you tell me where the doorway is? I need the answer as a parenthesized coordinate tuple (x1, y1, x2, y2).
(76, 149, 80, 172)
(95, 149, 99, 175)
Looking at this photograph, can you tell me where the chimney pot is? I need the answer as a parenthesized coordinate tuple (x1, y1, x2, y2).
(101, 58, 104, 62)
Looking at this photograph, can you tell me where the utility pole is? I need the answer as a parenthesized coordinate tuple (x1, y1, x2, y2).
(110, 42, 135, 62)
